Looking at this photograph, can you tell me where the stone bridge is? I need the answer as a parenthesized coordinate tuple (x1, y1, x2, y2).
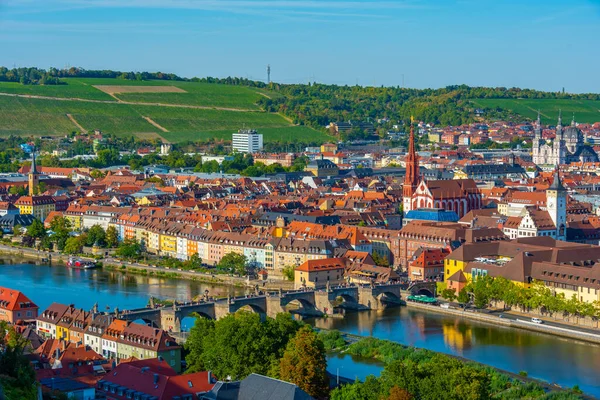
(404, 281, 437, 297)
(116, 283, 404, 332)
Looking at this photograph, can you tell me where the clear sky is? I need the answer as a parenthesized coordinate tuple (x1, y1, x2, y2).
(1, 0, 599, 92)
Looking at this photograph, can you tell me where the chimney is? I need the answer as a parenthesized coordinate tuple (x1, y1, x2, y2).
(55, 347, 60, 360)
(153, 373, 159, 385)
(208, 371, 213, 384)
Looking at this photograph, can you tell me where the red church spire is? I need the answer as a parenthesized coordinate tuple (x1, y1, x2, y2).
(403, 116, 420, 211)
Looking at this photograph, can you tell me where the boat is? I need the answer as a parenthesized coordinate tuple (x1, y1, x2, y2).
(66, 257, 98, 269)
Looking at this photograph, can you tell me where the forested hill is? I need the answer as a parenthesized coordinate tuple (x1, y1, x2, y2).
(2, 66, 600, 131)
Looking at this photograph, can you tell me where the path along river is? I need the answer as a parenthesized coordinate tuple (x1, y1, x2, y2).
(2, 263, 599, 397)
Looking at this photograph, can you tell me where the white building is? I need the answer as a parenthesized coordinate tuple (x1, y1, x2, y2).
(232, 129, 263, 153)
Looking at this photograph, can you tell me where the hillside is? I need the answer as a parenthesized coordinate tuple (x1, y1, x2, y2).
(470, 98, 600, 125)
(2, 66, 600, 143)
(0, 77, 331, 143)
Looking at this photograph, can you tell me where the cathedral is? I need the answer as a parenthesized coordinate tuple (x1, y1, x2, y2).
(532, 112, 598, 166)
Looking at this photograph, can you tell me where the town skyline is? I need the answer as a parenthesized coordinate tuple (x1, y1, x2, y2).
(1, 0, 600, 93)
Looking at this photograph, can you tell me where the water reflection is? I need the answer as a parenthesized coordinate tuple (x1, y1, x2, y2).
(308, 306, 600, 397)
(0, 263, 245, 311)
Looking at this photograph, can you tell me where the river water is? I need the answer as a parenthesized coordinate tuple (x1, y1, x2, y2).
(2, 263, 599, 397)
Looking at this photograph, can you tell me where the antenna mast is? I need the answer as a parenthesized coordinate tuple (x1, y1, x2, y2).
(267, 64, 271, 84)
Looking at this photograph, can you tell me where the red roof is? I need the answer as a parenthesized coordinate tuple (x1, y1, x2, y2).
(99, 358, 214, 400)
(295, 258, 345, 272)
(0, 287, 37, 311)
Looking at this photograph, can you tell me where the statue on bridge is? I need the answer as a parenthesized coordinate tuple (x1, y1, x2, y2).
(172, 300, 177, 310)
(114, 307, 119, 317)
(279, 287, 283, 297)
(149, 297, 155, 309)
(204, 289, 210, 302)
(326, 280, 331, 291)
(227, 294, 231, 304)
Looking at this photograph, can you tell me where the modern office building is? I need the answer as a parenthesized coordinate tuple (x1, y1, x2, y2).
(232, 129, 263, 153)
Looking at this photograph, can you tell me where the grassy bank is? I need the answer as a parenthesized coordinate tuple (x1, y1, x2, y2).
(322, 332, 585, 399)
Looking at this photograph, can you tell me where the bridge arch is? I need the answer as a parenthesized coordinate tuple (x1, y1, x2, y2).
(230, 302, 267, 316)
(416, 288, 435, 297)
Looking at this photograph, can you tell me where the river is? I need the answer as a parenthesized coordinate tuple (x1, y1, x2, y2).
(1, 262, 599, 397)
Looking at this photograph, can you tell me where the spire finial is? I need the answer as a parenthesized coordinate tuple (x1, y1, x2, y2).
(558, 109, 562, 126)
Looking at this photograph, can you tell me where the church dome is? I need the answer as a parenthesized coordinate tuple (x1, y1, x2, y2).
(563, 126, 581, 140)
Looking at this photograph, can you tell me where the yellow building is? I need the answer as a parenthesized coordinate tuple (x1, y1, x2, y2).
(294, 258, 345, 289)
(15, 195, 56, 221)
(444, 238, 600, 302)
(159, 233, 177, 257)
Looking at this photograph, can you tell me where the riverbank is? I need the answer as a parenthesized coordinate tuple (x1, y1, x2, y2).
(0, 243, 295, 291)
(406, 301, 600, 345)
(323, 333, 589, 399)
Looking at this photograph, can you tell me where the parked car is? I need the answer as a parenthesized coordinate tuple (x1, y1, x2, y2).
(531, 317, 543, 324)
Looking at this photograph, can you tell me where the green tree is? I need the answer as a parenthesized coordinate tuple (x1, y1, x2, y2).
(282, 265, 295, 281)
(0, 322, 37, 400)
(8, 185, 26, 196)
(439, 288, 457, 302)
(26, 219, 46, 239)
(49, 216, 72, 251)
(116, 238, 141, 260)
(279, 326, 329, 399)
(12, 224, 22, 237)
(184, 312, 302, 380)
(457, 288, 470, 305)
(63, 235, 85, 255)
(105, 225, 119, 248)
(217, 252, 248, 276)
(86, 224, 106, 246)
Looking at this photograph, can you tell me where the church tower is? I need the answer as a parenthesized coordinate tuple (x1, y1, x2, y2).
(403, 117, 420, 214)
(28, 149, 39, 196)
(546, 168, 567, 241)
(552, 110, 566, 166)
(532, 111, 542, 163)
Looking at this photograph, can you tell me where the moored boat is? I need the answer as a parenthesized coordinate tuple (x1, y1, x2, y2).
(66, 257, 98, 269)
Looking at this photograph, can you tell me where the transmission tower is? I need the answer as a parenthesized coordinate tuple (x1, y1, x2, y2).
(267, 64, 271, 84)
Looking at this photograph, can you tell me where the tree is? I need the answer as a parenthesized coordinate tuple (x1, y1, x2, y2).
(26, 219, 46, 238)
(64, 235, 85, 254)
(12, 224, 22, 237)
(86, 224, 106, 247)
(185, 253, 202, 270)
(8, 185, 26, 195)
(0, 322, 37, 399)
(439, 288, 457, 302)
(49, 216, 72, 251)
(33, 182, 47, 195)
(282, 265, 295, 281)
(184, 312, 302, 380)
(116, 238, 141, 260)
(105, 225, 119, 248)
(388, 386, 414, 400)
(217, 252, 248, 276)
(457, 288, 470, 305)
(279, 326, 329, 399)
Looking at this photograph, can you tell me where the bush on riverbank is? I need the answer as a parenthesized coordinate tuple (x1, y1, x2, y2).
(331, 337, 584, 400)
(318, 330, 347, 351)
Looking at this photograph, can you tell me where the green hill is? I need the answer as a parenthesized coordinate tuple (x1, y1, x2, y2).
(0, 78, 330, 143)
(471, 98, 600, 125)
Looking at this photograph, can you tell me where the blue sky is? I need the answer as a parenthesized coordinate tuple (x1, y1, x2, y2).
(1, 0, 599, 92)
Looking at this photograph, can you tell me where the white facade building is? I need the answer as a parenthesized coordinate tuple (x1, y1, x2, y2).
(232, 129, 263, 153)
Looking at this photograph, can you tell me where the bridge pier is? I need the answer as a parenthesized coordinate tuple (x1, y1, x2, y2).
(160, 310, 181, 333)
(315, 291, 335, 315)
(266, 296, 285, 319)
(214, 300, 231, 320)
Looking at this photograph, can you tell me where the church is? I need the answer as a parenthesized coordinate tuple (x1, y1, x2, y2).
(532, 112, 598, 166)
(403, 120, 482, 219)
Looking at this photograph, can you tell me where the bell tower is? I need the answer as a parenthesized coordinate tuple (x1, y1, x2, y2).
(403, 117, 420, 214)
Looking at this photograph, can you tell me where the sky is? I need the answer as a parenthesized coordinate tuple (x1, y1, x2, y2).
(1, 0, 599, 92)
